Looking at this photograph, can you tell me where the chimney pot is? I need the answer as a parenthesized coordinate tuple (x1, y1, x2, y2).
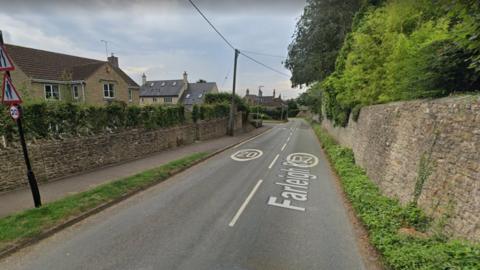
(142, 73, 147, 86)
(108, 53, 119, 67)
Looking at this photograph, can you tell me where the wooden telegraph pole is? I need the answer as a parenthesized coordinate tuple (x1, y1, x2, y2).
(0, 31, 42, 208)
(227, 49, 239, 136)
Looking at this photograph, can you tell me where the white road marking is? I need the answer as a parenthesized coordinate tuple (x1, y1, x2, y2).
(286, 136, 291, 142)
(284, 153, 319, 168)
(229, 179, 264, 227)
(268, 154, 280, 169)
(231, 149, 263, 162)
(281, 143, 287, 151)
(233, 129, 272, 149)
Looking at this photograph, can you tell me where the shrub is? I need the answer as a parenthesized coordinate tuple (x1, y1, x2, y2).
(204, 92, 249, 112)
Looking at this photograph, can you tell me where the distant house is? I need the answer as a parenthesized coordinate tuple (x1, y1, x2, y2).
(244, 88, 286, 108)
(6, 44, 140, 105)
(139, 72, 218, 108)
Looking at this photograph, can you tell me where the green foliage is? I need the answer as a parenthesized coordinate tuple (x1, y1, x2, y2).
(311, 123, 480, 270)
(204, 92, 249, 112)
(192, 104, 200, 123)
(0, 152, 208, 250)
(286, 0, 362, 86)
(302, 0, 480, 125)
(0, 102, 186, 142)
(198, 103, 230, 121)
(286, 99, 299, 117)
(249, 106, 287, 121)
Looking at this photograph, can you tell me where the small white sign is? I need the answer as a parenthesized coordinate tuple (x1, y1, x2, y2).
(9, 105, 20, 120)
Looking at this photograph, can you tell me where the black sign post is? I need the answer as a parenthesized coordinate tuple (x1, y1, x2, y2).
(0, 31, 41, 208)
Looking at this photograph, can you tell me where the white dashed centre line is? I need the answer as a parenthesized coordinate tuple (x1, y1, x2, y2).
(229, 179, 264, 227)
(281, 143, 287, 151)
(268, 154, 280, 169)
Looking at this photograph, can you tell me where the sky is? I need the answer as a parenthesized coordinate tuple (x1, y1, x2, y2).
(0, 0, 306, 99)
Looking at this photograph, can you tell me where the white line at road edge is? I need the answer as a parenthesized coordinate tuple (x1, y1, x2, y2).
(281, 143, 287, 151)
(229, 179, 264, 227)
(268, 154, 280, 169)
(233, 129, 272, 149)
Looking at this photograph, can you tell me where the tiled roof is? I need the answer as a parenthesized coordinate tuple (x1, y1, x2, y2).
(244, 94, 285, 107)
(5, 44, 139, 88)
(140, 80, 185, 97)
(181, 82, 217, 105)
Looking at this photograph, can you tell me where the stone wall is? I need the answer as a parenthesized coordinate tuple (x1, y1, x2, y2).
(0, 115, 246, 193)
(322, 95, 480, 242)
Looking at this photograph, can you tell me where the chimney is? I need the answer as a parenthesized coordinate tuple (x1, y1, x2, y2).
(183, 71, 188, 83)
(273, 89, 276, 98)
(108, 53, 118, 67)
(142, 73, 147, 85)
(259, 89, 262, 97)
(246, 88, 250, 96)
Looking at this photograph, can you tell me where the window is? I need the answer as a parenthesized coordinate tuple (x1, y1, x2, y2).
(185, 94, 190, 98)
(161, 82, 166, 86)
(153, 97, 158, 102)
(45, 84, 60, 100)
(103, 83, 115, 98)
(198, 93, 203, 98)
(128, 89, 133, 102)
(172, 82, 177, 86)
(164, 97, 172, 103)
(72, 85, 79, 99)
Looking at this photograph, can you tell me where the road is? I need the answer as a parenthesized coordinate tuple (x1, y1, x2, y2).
(1, 119, 366, 270)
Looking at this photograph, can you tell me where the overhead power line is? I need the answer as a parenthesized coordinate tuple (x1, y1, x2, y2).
(187, 0, 291, 79)
(240, 50, 287, 59)
(240, 51, 291, 78)
(187, 0, 235, 50)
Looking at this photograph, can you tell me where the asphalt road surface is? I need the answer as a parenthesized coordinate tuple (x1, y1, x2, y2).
(1, 119, 366, 270)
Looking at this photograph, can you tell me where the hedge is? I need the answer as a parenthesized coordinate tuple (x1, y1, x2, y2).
(250, 106, 287, 120)
(204, 92, 249, 112)
(192, 103, 230, 123)
(311, 122, 480, 270)
(0, 102, 186, 142)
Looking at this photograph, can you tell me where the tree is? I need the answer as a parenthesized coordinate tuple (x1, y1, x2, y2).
(285, 0, 362, 87)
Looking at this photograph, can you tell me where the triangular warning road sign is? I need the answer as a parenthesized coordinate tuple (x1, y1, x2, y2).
(2, 73, 22, 105)
(0, 45, 15, 71)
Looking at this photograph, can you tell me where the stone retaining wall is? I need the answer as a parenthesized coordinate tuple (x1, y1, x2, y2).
(322, 95, 480, 242)
(0, 115, 246, 193)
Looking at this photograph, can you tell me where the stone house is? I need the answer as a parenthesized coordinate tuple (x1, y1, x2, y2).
(244, 88, 286, 108)
(5, 44, 139, 105)
(139, 72, 218, 109)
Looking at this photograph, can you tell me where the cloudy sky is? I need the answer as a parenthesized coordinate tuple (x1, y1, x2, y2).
(0, 0, 306, 99)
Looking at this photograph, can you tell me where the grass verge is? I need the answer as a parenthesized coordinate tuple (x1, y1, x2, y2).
(310, 123, 480, 270)
(0, 152, 208, 251)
